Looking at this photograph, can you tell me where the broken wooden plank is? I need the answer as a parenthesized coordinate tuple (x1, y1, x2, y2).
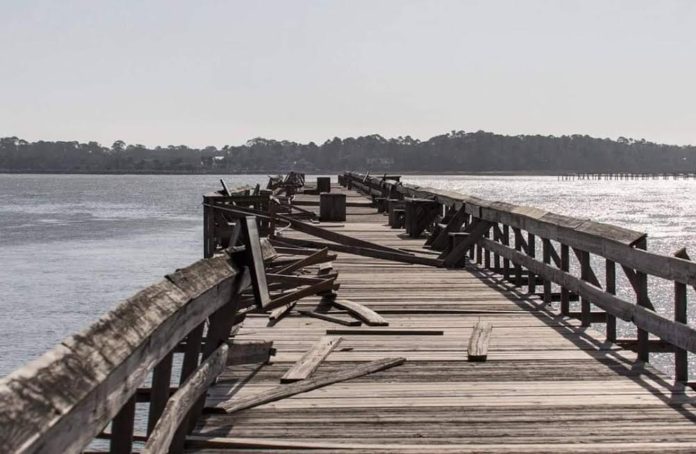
(266, 273, 336, 287)
(330, 298, 389, 326)
(280, 336, 343, 383)
(239, 216, 271, 309)
(265, 279, 337, 312)
(276, 214, 411, 255)
(274, 247, 334, 275)
(218, 357, 406, 413)
(142, 343, 229, 454)
(268, 302, 296, 322)
(226, 341, 275, 365)
(440, 220, 493, 267)
(297, 310, 361, 327)
(467, 321, 493, 362)
(326, 329, 443, 336)
(276, 235, 443, 267)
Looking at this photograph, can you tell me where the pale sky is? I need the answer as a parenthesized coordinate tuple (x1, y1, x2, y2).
(1, 0, 695, 147)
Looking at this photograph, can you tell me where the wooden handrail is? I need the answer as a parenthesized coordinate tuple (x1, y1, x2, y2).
(345, 171, 696, 286)
(0, 254, 244, 454)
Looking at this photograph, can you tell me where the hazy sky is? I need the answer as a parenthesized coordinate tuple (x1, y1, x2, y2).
(1, 0, 695, 147)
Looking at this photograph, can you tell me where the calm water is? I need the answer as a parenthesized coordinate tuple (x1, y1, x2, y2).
(1, 174, 694, 377)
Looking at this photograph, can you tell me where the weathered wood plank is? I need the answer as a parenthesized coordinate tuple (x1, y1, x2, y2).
(467, 321, 493, 362)
(297, 310, 362, 327)
(218, 357, 406, 413)
(275, 235, 444, 267)
(143, 343, 229, 454)
(330, 298, 389, 326)
(281, 336, 343, 383)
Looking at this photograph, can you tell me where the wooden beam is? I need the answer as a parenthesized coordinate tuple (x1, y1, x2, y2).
(142, 343, 229, 454)
(226, 341, 275, 365)
(325, 329, 443, 336)
(277, 214, 410, 255)
(280, 336, 343, 383)
(274, 248, 332, 275)
(218, 357, 406, 413)
(240, 216, 271, 309)
(330, 298, 389, 326)
(275, 235, 443, 267)
(467, 321, 492, 362)
(265, 279, 337, 312)
(430, 206, 468, 250)
(297, 310, 361, 326)
(441, 220, 493, 267)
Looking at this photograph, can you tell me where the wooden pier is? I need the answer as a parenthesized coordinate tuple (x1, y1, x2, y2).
(3, 172, 696, 453)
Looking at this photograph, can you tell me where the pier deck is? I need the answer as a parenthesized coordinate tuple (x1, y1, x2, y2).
(191, 185, 696, 452)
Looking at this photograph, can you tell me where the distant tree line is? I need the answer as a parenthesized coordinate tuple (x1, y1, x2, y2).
(1, 131, 695, 173)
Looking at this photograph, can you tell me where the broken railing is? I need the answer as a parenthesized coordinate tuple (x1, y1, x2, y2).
(343, 171, 696, 383)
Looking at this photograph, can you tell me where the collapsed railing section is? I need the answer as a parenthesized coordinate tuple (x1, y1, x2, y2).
(343, 171, 696, 383)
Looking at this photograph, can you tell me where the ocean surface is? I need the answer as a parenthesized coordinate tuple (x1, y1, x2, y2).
(1, 174, 695, 377)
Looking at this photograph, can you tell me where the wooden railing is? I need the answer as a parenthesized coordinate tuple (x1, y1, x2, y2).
(343, 171, 696, 383)
(0, 212, 265, 453)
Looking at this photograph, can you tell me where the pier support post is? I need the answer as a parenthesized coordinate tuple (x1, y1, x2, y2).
(320, 193, 346, 222)
(317, 177, 331, 193)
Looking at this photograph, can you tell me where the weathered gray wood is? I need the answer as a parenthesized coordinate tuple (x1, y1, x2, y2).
(219, 357, 406, 413)
(320, 193, 346, 221)
(467, 321, 493, 362)
(274, 247, 331, 275)
(227, 341, 275, 365)
(266, 279, 337, 312)
(674, 248, 689, 382)
(560, 244, 570, 315)
(109, 395, 136, 454)
(277, 214, 409, 255)
(479, 237, 696, 355)
(275, 235, 443, 267)
(330, 298, 389, 326)
(297, 310, 361, 326)
(347, 173, 696, 289)
(0, 255, 239, 454)
(326, 329, 444, 336)
(240, 216, 271, 309)
(148, 350, 174, 434)
(440, 220, 493, 267)
(143, 343, 229, 454)
(281, 336, 343, 383)
(605, 260, 617, 342)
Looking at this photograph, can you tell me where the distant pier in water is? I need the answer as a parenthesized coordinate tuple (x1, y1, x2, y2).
(558, 172, 696, 180)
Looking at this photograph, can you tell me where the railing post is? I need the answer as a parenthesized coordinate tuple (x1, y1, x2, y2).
(502, 225, 510, 280)
(542, 239, 551, 304)
(203, 200, 215, 258)
(674, 248, 689, 382)
(578, 250, 592, 327)
(560, 244, 569, 315)
(635, 237, 650, 362)
(147, 350, 174, 434)
(493, 225, 501, 272)
(109, 395, 136, 454)
(513, 228, 523, 287)
(605, 259, 617, 342)
(527, 233, 536, 294)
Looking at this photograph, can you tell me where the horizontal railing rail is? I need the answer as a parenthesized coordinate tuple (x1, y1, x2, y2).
(343, 171, 695, 383)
